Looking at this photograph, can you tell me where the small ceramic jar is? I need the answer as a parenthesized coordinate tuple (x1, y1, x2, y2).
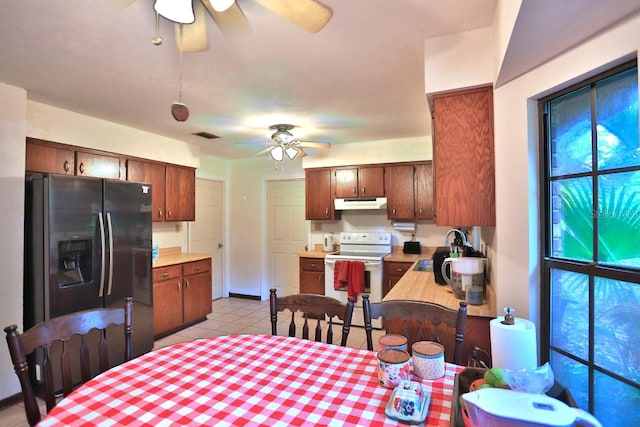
(412, 341, 445, 380)
(377, 349, 412, 388)
(378, 334, 408, 352)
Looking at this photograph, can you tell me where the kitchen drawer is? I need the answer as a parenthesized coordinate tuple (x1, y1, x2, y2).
(385, 261, 412, 277)
(300, 257, 324, 272)
(153, 265, 182, 282)
(182, 259, 211, 276)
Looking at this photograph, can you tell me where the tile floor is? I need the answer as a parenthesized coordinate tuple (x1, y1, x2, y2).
(0, 297, 384, 427)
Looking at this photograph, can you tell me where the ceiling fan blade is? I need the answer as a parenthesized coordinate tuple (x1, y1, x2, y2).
(296, 148, 309, 158)
(254, 147, 273, 156)
(201, 0, 251, 38)
(175, 1, 209, 52)
(298, 141, 330, 149)
(253, 0, 333, 33)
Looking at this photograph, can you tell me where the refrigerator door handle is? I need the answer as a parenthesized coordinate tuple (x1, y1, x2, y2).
(106, 212, 114, 296)
(98, 212, 106, 297)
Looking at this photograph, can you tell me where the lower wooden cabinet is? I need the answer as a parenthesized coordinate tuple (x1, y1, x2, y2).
(383, 261, 413, 297)
(299, 257, 325, 295)
(153, 258, 212, 338)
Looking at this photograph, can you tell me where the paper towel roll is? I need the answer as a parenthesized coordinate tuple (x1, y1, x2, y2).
(490, 316, 538, 370)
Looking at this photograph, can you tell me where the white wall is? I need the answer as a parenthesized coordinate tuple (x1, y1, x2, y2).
(27, 102, 201, 167)
(0, 83, 27, 400)
(424, 27, 495, 95)
(492, 14, 640, 320)
(226, 156, 305, 297)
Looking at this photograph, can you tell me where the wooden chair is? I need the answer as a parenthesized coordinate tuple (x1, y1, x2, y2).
(270, 289, 355, 346)
(4, 297, 133, 427)
(362, 295, 468, 364)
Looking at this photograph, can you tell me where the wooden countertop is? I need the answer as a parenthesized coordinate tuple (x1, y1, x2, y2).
(154, 247, 213, 268)
(383, 255, 496, 318)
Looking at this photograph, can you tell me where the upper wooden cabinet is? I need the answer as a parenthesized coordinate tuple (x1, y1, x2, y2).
(414, 162, 434, 220)
(165, 165, 195, 222)
(334, 166, 384, 199)
(385, 164, 415, 220)
(127, 159, 167, 222)
(75, 150, 122, 179)
(432, 85, 495, 226)
(26, 138, 122, 179)
(305, 168, 340, 220)
(26, 138, 196, 222)
(385, 162, 434, 220)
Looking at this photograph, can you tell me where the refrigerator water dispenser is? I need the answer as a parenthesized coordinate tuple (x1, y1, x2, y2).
(57, 239, 92, 287)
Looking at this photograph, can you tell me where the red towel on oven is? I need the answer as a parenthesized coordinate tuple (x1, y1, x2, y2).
(334, 260, 349, 290)
(347, 261, 365, 302)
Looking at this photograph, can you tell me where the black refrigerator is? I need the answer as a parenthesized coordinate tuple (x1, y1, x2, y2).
(24, 173, 154, 383)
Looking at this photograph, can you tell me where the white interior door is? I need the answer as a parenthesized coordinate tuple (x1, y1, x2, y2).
(267, 179, 308, 296)
(190, 178, 224, 300)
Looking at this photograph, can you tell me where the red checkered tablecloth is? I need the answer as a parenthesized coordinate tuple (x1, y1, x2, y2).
(39, 334, 463, 426)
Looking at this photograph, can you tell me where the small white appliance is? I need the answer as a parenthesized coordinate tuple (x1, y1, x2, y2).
(462, 388, 601, 427)
(323, 233, 335, 251)
(325, 231, 391, 328)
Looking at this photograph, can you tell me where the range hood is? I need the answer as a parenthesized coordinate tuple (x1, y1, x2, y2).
(334, 197, 387, 211)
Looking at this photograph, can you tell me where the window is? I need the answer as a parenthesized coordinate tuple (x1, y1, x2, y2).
(541, 61, 640, 425)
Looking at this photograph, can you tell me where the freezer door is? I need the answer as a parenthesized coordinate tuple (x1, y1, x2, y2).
(103, 179, 154, 357)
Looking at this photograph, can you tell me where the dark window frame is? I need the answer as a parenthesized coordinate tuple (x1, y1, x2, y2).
(538, 59, 639, 414)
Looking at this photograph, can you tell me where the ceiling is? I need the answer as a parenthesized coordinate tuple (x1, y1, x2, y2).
(1, 1, 638, 160)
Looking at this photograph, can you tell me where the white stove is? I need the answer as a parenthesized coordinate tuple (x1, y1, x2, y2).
(325, 232, 391, 328)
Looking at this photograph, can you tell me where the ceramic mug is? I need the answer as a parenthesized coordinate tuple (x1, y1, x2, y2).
(377, 349, 412, 388)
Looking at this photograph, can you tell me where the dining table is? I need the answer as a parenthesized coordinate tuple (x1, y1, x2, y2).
(39, 334, 464, 426)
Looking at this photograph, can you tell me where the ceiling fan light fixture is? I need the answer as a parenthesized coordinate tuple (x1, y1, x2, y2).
(270, 145, 284, 161)
(154, 0, 195, 24)
(285, 146, 299, 160)
(209, 0, 236, 13)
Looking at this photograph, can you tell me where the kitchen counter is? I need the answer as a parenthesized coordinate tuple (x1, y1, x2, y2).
(383, 252, 496, 318)
(154, 246, 213, 267)
(297, 244, 335, 259)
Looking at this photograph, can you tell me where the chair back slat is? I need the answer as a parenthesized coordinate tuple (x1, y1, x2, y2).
(363, 295, 468, 365)
(79, 335, 91, 383)
(4, 297, 133, 427)
(270, 289, 355, 346)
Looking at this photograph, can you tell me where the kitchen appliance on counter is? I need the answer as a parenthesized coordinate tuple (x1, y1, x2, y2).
(323, 233, 336, 252)
(24, 174, 154, 385)
(325, 231, 391, 328)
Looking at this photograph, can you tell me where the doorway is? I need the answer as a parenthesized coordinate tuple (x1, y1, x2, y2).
(266, 179, 308, 297)
(189, 178, 224, 300)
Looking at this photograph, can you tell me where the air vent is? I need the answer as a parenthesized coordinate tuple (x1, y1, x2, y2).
(193, 131, 220, 139)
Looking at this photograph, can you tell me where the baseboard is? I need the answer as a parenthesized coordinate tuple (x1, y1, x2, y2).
(228, 293, 261, 301)
(0, 393, 23, 410)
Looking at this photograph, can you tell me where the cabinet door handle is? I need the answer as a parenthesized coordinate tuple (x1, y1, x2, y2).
(63, 160, 70, 172)
(362, 185, 366, 194)
(392, 208, 396, 215)
(194, 266, 201, 271)
(161, 272, 169, 277)
(167, 209, 172, 218)
(352, 187, 356, 195)
(310, 263, 316, 268)
(325, 207, 329, 217)
(79, 162, 85, 174)
(158, 208, 163, 219)
(177, 281, 181, 291)
(185, 279, 190, 289)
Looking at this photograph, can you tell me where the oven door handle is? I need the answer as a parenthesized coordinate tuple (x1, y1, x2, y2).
(325, 258, 382, 268)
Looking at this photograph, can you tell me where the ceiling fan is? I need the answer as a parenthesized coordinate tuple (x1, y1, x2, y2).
(255, 124, 330, 162)
(152, 0, 333, 52)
